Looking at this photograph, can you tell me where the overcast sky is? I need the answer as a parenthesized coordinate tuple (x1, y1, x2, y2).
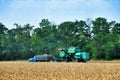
(0, 0, 120, 29)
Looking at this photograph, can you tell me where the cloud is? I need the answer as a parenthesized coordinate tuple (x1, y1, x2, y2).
(9, 0, 109, 9)
(0, 0, 120, 29)
(9, 0, 45, 9)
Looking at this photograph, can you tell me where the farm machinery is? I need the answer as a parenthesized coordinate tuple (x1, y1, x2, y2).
(28, 47, 90, 62)
(28, 54, 52, 62)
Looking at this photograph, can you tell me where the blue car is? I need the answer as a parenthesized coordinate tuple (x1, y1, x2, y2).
(28, 57, 36, 62)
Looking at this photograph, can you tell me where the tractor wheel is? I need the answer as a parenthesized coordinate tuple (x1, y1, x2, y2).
(81, 59, 86, 62)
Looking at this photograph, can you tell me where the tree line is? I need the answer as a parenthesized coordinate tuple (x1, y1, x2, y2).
(0, 17, 120, 60)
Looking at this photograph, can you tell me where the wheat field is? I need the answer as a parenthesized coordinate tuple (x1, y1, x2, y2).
(0, 61, 120, 80)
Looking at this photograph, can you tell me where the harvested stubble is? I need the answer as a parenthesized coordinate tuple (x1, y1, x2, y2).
(0, 61, 120, 80)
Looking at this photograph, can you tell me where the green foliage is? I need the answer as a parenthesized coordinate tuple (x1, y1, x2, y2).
(0, 17, 120, 60)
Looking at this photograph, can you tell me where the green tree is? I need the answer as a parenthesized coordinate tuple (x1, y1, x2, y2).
(0, 23, 8, 60)
(91, 17, 110, 59)
(14, 24, 34, 59)
(32, 19, 57, 55)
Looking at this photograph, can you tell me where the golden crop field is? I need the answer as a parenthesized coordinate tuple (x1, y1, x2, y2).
(0, 61, 120, 80)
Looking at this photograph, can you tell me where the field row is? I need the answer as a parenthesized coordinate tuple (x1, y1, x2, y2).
(0, 61, 120, 80)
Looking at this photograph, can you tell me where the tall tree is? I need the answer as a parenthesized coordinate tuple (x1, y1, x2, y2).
(32, 19, 57, 55)
(91, 17, 110, 59)
(0, 23, 8, 60)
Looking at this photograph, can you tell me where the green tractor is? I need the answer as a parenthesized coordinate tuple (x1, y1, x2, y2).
(58, 47, 89, 62)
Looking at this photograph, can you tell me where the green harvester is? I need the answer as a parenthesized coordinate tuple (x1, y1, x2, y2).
(58, 47, 90, 62)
